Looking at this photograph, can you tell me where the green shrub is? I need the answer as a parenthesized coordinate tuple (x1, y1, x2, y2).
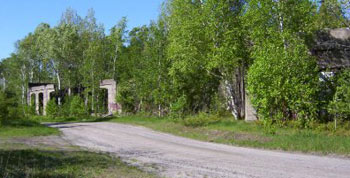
(70, 96, 87, 117)
(247, 38, 319, 122)
(46, 99, 59, 118)
(61, 96, 73, 117)
(183, 112, 221, 127)
(0, 91, 23, 122)
(0, 91, 9, 121)
(117, 80, 138, 113)
(328, 69, 350, 120)
(170, 95, 187, 119)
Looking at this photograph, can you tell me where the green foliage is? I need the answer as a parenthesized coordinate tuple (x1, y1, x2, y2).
(262, 119, 277, 135)
(46, 99, 59, 118)
(169, 94, 187, 119)
(183, 112, 221, 127)
(316, 0, 346, 29)
(0, 119, 59, 137)
(1, 2, 349, 127)
(248, 39, 319, 122)
(328, 70, 350, 120)
(117, 80, 138, 113)
(58, 96, 73, 117)
(70, 96, 87, 117)
(0, 91, 9, 121)
(0, 91, 24, 124)
(245, 0, 320, 123)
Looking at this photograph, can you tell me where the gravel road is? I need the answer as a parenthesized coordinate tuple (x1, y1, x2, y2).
(49, 122, 350, 178)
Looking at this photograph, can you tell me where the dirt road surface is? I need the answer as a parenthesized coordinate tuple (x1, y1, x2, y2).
(49, 122, 350, 178)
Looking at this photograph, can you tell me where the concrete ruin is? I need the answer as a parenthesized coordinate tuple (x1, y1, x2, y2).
(27, 83, 55, 115)
(312, 28, 350, 71)
(245, 94, 257, 121)
(100, 79, 121, 114)
(27, 79, 121, 116)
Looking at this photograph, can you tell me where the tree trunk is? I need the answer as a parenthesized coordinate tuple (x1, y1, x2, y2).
(113, 45, 118, 80)
(57, 72, 62, 105)
(224, 66, 246, 120)
(85, 94, 88, 107)
(92, 87, 95, 112)
(241, 65, 246, 119)
(158, 104, 161, 117)
(20, 65, 26, 105)
(224, 79, 239, 119)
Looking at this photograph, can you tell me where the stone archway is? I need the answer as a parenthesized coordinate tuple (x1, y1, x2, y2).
(27, 83, 55, 115)
(100, 79, 121, 115)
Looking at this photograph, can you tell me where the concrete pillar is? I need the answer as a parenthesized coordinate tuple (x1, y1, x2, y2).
(35, 92, 40, 115)
(245, 94, 257, 121)
(28, 84, 55, 116)
(27, 92, 31, 105)
(100, 79, 120, 115)
(43, 87, 48, 116)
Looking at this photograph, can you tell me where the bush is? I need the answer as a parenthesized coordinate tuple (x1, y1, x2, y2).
(70, 96, 87, 117)
(61, 96, 73, 117)
(0, 91, 9, 121)
(170, 95, 187, 119)
(46, 99, 59, 118)
(247, 38, 319, 122)
(0, 91, 23, 123)
(328, 69, 350, 120)
(183, 112, 221, 127)
(117, 80, 138, 113)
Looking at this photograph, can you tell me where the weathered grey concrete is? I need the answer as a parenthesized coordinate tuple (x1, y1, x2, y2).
(313, 28, 350, 70)
(27, 84, 55, 115)
(245, 94, 257, 121)
(329, 28, 350, 40)
(50, 122, 350, 178)
(100, 79, 121, 114)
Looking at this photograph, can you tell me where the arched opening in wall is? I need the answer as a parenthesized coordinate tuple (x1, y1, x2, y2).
(39, 93, 44, 115)
(30, 93, 36, 113)
(98, 88, 108, 114)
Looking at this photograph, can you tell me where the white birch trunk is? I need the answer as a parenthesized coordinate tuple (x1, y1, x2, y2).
(20, 65, 26, 105)
(57, 72, 62, 105)
(224, 80, 239, 119)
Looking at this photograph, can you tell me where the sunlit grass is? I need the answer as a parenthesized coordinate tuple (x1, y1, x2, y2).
(0, 119, 59, 138)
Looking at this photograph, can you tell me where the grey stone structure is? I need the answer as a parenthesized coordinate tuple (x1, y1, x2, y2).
(312, 28, 350, 70)
(27, 83, 55, 115)
(245, 94, 257, 121)
(100, 79, 121, 114)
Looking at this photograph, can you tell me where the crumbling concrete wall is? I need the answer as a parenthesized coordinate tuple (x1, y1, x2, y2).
(312, 28, 350, 70)
(100, 79, 121, 115)
(245, 94, 257, 121)
(27, 83, 55, 115)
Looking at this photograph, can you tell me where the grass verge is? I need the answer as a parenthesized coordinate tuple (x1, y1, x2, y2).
(0, 144, 155, 178)
(0, 119, 157, 178)
(108, 115, 350, 156)
(0, 119, 59, 138)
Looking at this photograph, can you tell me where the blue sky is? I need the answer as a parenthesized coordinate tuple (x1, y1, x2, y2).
(0, 0, 165, 60)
